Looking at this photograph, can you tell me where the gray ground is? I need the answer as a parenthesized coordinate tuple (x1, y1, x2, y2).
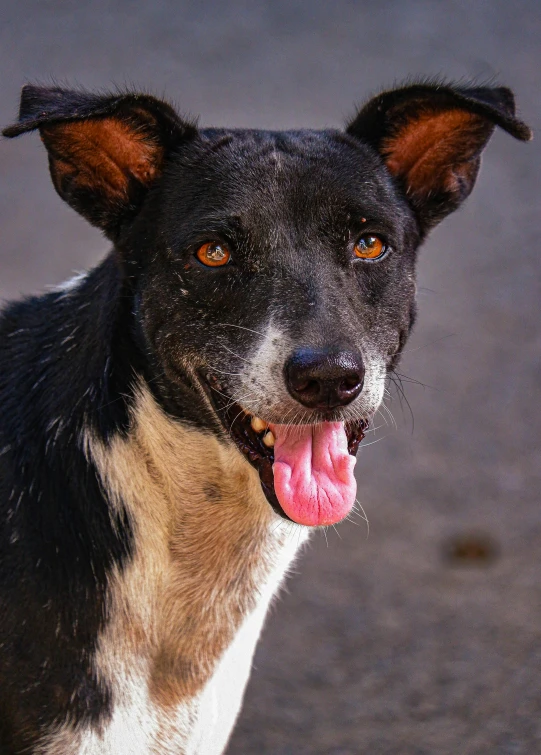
(1, 1, 540, 753)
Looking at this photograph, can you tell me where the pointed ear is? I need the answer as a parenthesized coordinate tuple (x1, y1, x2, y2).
(3, 85, 197, 239)
(346, 82, 532, 233)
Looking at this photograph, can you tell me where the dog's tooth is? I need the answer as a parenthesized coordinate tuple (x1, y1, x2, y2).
(251, 416, 267, 433)
(262, 430, 275, 448)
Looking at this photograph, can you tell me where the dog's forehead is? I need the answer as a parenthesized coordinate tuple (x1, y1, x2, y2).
(164, 127, 401, 236)
(196, 127, 383, 184)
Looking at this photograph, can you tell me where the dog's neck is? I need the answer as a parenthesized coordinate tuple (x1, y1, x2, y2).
(85, 383, 307, 711)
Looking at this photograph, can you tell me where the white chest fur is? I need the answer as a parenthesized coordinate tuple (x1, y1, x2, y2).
(39, 386, 307, 755)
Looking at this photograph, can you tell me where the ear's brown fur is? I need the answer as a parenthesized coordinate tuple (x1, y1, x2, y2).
(41, 117, 164, 213)
(347, 82, 532, 233)
(3, 85, 197, 238)
(382, 109, 491, 198)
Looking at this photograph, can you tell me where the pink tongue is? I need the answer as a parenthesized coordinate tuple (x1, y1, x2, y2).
(270, 422, 357, 526)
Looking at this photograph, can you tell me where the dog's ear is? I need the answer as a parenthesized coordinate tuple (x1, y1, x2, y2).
(347, 83, 532, 234)
(3, 85, 197, 239)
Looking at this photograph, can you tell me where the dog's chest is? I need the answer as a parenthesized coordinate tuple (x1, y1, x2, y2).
(40, 387, 306, 755)
(44, 543, 297, 755)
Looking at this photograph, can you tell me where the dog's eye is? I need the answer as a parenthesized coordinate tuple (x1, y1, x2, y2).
(354, 235, 387, 261)
(195, 242, 231, 267)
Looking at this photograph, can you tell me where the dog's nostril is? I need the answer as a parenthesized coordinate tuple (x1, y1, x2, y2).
(296, 380, 321, 401)
(294, 379, 315, 393)
(342, 375, 360, 391)
(285, 347, 365, 410)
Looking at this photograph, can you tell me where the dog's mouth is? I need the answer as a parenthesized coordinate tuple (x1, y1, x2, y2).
(201, 373, 367, 526)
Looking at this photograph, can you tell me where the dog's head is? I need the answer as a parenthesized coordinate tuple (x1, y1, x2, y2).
(3, 82, 530, 526)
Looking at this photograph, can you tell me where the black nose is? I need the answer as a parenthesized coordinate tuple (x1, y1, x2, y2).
(285, 348, 365, 410)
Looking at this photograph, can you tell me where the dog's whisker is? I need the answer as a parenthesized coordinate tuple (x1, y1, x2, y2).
(271, 519, 285, 535)
(374, 405, 390, 429)
(378, 400, 397, 430)
(386, 372, 415, 433)
(220, 344, 252, 364)
(348, 500, 369, 540)
(217, 323, 266, 338)
(360, 434, 388, 449)
(322, 526, 329, 548)
(388, 332, 456, 359)
(206, 366, 243, 377)
(364, 422, 386, 434)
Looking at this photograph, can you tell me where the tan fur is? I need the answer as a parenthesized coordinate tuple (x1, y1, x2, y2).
(382, 109, 489, 197)
(85, 384, 297, 715)
(41, 117, 163, 201)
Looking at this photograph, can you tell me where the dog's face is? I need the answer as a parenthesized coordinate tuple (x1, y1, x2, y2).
(138, 129, 415, 424)
(134, 130, 418, 521)
(4, 83, 530, 525)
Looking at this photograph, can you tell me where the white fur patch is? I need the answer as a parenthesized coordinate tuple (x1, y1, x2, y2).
(185, 524, 303, 755)
(50, 270, 88, 295)
(237, 320, 386, 426)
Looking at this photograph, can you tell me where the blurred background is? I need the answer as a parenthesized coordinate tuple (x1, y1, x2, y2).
(1, 1, 540, 752)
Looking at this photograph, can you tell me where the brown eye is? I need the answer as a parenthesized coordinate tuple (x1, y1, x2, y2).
(195, 242, 231, 267)
(354, 235, 387, 260)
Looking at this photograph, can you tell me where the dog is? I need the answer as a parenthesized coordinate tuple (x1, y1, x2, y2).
(0, 81, 530, 754)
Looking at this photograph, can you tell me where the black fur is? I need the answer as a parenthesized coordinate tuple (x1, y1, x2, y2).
(0, 81, 530, 752)
(0, 259, 136, 750)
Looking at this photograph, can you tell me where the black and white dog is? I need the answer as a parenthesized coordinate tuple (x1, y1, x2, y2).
(0, 82, 530, 753)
